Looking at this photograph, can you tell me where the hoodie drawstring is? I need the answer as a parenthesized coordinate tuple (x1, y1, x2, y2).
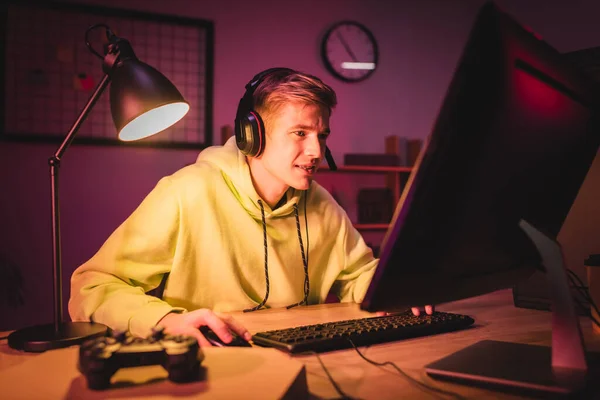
(285, 203, 310, 309)
(243, 199, 309, 312)
(243, 199, 270, 312)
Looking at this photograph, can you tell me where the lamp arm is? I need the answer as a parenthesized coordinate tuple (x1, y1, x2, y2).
(48, 73, 111, 332)
(53, 29, 123, 161)
(53, 74, 111, 160)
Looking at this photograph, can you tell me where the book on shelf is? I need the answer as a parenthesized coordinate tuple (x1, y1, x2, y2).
(385, 135, 423, 166)
(357, 188, 394, 224)
(343, 153, 400, 167)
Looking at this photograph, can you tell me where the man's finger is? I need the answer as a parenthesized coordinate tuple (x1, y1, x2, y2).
(425, 305, 435, 315)
(216, 312, 252, 341)
(411, 307, 421, 316)
(195, 310, 233, 342)
(192, 330, 213, 347)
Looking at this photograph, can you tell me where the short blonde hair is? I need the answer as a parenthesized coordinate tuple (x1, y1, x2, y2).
(253, 69, 337, 129)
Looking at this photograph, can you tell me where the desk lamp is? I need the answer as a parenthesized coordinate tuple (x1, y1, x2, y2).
(8, 24, 189, 352)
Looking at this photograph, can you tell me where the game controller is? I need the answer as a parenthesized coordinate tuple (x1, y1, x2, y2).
(78, 326, 203, 390)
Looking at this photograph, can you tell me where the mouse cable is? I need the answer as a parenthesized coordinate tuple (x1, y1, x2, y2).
(347, 339, 466, 400)
(298, 350, 360, 400)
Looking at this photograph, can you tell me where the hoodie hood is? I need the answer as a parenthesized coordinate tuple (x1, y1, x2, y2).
(196, 136, 302, 219)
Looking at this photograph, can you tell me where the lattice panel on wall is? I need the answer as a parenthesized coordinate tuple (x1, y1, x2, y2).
(1, 1, 213, 148)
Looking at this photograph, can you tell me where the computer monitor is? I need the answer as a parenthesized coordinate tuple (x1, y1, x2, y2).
(361, 1, 600, 396)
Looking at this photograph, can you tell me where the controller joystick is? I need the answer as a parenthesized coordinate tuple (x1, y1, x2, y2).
(78, 329, 202, 390)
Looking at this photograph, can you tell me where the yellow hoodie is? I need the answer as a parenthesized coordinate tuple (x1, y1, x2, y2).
(69, 137, 378, 337)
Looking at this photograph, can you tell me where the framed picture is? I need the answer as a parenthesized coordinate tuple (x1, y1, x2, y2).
(0, 0, 214, 149)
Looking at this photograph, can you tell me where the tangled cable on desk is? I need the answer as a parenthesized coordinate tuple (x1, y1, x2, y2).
(300, 339, 464, 400)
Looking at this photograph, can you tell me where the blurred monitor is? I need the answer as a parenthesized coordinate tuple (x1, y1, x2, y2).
(361, 1, 600, 396)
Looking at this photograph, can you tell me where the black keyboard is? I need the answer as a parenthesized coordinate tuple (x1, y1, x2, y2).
(252, 310, 475, 353)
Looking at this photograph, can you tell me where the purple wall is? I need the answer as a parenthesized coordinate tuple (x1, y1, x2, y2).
(2, 0, 600, 330)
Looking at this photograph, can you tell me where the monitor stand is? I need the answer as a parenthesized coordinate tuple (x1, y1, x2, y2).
(425, 220, 599, 397)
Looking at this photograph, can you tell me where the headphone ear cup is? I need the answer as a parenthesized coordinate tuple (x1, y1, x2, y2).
(236, 110, 265, 157)
(236, 68, 293, 157)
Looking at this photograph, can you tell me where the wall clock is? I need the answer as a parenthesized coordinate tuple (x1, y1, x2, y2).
(321, 21, 378, 83)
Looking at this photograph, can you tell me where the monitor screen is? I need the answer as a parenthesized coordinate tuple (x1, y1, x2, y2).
(361, 1, 600, 313)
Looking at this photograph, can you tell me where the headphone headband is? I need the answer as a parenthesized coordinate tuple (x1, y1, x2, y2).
(235, 68, 293, 122)
(247, 67, 295, 90)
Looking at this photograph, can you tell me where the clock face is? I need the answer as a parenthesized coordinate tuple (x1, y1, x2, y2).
(321, 21, 378, 83)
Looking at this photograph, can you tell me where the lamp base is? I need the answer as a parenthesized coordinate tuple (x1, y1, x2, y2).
(8, 321, 108, 352)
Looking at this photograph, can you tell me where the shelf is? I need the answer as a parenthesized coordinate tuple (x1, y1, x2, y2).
(318, 164, 409, 232)
(353, 223, 389, 230)
(320, 165, 413, 173)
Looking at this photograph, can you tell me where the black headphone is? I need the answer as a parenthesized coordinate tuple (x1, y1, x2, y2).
(234, 68, 337, 170)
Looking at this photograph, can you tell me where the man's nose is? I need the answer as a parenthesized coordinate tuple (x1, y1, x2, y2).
(304, 136, 323, 159)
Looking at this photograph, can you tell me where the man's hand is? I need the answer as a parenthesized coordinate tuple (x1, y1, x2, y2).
(410, 305, 435, 316)
(158, 309, 251, 347)
(377, 305, 435, 317)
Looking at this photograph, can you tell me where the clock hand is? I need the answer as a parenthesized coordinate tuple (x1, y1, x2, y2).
(336, 31, 358, 62)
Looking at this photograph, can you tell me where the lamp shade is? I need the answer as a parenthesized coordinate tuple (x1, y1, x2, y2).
(110, 59, 190, 141)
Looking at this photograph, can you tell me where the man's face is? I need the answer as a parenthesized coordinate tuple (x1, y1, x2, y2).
(259, 101, 330, 192)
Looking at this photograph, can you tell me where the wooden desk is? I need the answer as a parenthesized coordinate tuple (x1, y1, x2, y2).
(230, 289, 600, 399)
(2, 289, 599, 399)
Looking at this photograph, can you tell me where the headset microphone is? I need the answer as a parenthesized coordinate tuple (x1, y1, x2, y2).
(325, 147, 337, 171)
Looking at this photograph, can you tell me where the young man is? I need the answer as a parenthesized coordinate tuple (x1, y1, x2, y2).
(69, 68, 430, 347)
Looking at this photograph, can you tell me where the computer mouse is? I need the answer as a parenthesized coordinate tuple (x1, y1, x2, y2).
(199, 326, 252, 347)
